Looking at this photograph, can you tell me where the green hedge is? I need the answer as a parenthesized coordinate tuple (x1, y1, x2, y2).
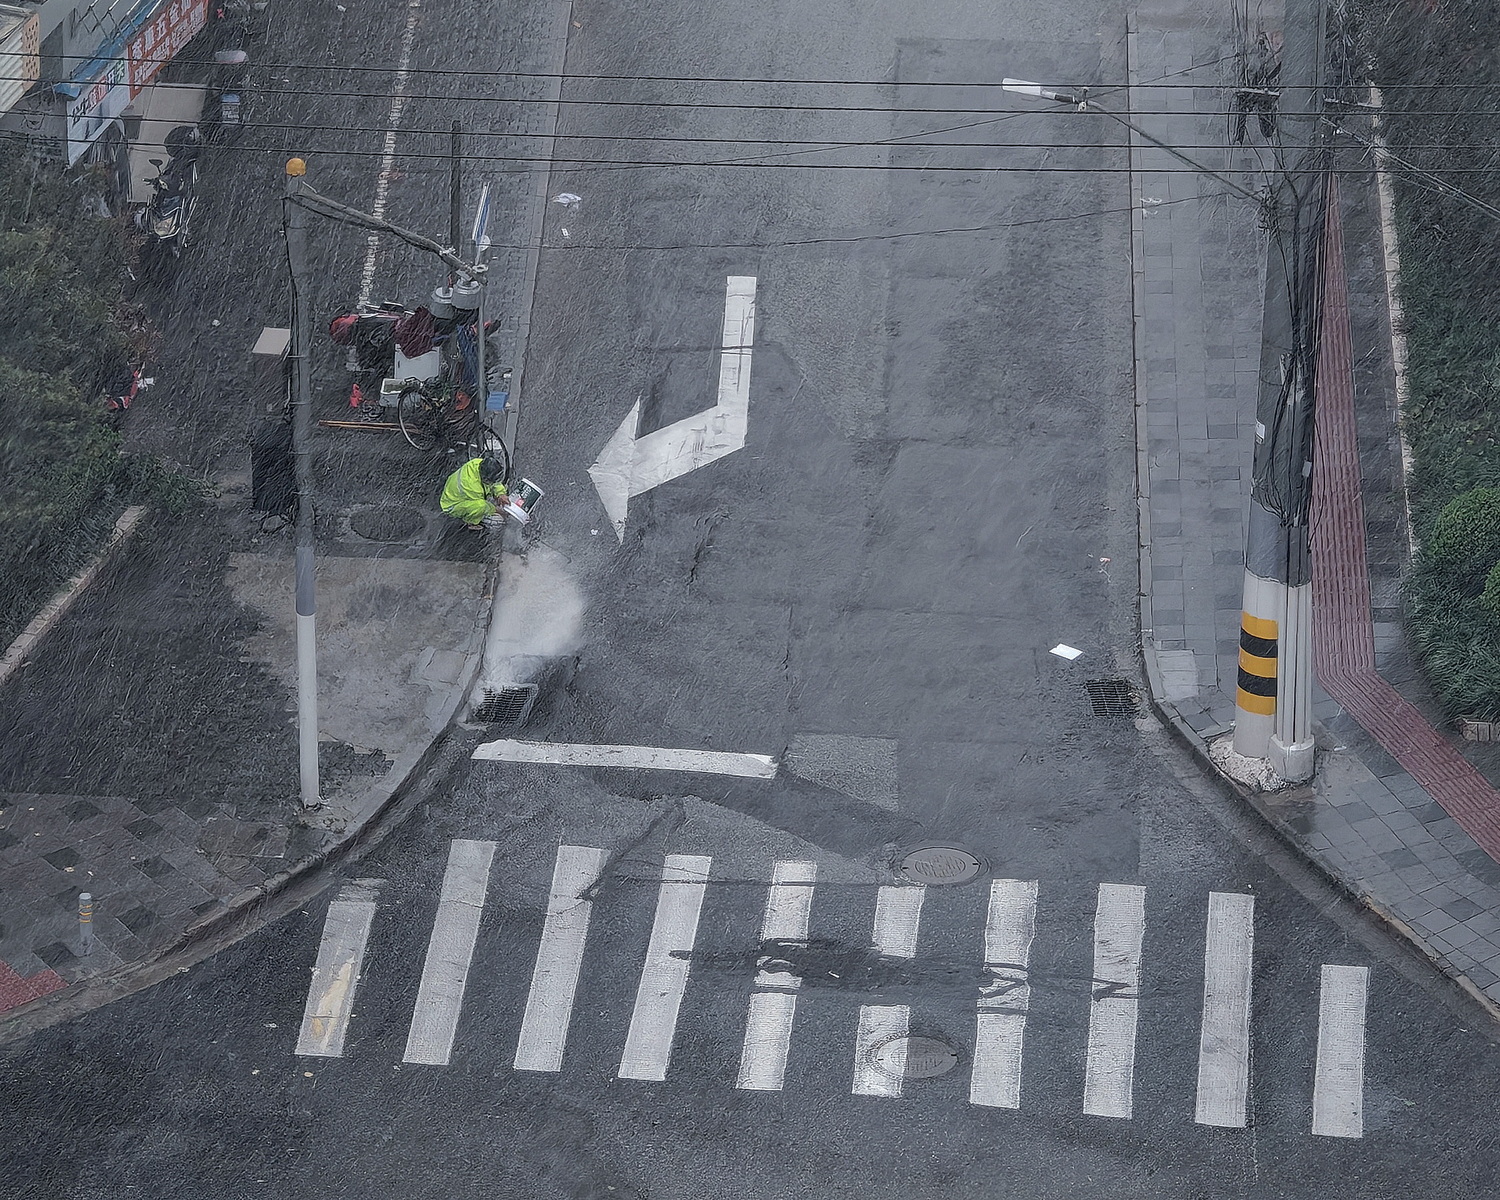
(1362, 1, 1500, 720)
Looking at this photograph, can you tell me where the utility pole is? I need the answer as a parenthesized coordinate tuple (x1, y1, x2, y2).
(283, 157, 321, 811)
(1232, 0, 1329, 783)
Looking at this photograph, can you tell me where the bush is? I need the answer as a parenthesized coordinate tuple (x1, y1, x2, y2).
(1483, 563, 1500, 620)
(1422, 487, 1500, 594)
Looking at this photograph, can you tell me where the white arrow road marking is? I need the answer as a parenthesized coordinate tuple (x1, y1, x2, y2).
(589, 276, 757, 541)
(296, 882, 379, 1058)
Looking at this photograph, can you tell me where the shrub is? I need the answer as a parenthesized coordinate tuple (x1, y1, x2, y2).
(1422, 487, 1500, 594)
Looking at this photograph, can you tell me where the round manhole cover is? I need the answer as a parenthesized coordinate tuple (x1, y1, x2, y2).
(870, 1034, 960, 1081)
(349, 505, 425, 542)
(899, 845, 984, 885)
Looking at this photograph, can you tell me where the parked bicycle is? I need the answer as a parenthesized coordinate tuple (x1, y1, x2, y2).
(396, 367, 512, 479)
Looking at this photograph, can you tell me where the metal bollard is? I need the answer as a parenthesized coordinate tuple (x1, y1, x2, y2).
(78, 892, 94, 956)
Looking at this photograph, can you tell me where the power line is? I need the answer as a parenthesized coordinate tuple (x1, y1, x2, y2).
(30, 47, 1497, 91)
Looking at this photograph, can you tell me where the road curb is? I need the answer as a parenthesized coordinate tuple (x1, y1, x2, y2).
(0, 553, 499, 1041)
(0, 505, 150, 690)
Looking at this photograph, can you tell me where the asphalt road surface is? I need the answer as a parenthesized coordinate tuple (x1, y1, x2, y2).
(6, 0, 1500, 1195)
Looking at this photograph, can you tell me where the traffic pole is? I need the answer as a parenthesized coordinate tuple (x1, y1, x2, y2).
(284, 157, 322, 810)
(1232, 0, 1326, 783)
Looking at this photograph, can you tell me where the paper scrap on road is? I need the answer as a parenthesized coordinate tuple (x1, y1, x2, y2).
(1050, 644, 1083, 660)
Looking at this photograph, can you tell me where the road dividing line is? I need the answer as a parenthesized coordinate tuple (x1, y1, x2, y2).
(853, 1005, 909, 1097)
(472, 739, 777, 779)
(1195, 892, 1255, 1128)
(737, 860, 817, 1092)
(619, 854, 713, 1081)
(852, 884, 925, 1098)
(1312, 964, 1369, 1138)
(514, 845, 609, 1072)
(402, 840, 496, 1066)
(970, 878, 1039, 1109)
(1082, 883, 1146, 1119)
(296, 883, 378, 1058)
(358, 0, 423, 308)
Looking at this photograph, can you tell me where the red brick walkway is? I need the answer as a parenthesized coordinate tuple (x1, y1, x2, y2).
(0, 962, 65, 1012)
(1311, 176, 1500, 858)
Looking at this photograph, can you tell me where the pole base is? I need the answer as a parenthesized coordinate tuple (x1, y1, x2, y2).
(1268, 735, 1315, 784)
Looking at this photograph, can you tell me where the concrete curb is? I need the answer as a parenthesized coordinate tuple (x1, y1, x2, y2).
(0, 505, 150, 690)
(0, 553, 499, 1039)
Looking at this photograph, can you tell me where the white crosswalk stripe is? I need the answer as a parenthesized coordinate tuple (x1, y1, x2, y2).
(514, 844, 609, 1072)
(970, 878, 1038, 1110)
(403, 840, 495, 1066)
(853, 885, 925, 1098)
(296, 882, 378, 1058)
(1195, 892, 1255, 1128)
(737, 860, 817, 1092)
(295, 841, 1372, 1139)
(619, 854, 712, 1081)
(1312, 964, 1369, 1138)
(1082, 883, 1146, 1119)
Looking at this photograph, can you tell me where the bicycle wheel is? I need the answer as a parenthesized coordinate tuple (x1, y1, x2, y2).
(397, 385, 441, 451)
(464, 424, 511, 483)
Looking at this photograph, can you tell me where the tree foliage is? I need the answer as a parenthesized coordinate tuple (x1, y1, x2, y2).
(0, 149, 175, 644)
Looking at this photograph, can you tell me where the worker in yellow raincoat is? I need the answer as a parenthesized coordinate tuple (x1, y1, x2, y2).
(440, 456, 509, 530)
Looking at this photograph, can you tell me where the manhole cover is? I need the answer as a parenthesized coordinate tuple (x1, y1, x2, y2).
(1086, 678, 1137, 717)
(870, 1034, 960, 1080)
(349, 505, 425, 542)
(899, 845, 984, 885)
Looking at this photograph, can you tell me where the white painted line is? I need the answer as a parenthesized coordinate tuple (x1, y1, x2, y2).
(1312, 964, 1368, 1139)
(1195, 892, 1255, 1128)
(514, 844, 609, 1072)
(753, 860, 817, 987)
(295, 885, 378, 1058)
(853, 1004, 909, 1097)
(590, 277, 758, 540)
(402, 839, 496, 1066)
(871, 884, 925, 958)
(737, 860, 817, 1092)
(358, 0, 423, 308)
(1082, 883, 1146, 1119)
(472, 739, 777, 779)
(971, 878, 1039, 1109)
(850, 885, 924, 1098)
(619, 854, 712, 1081)
(738, 990, 800, 1092)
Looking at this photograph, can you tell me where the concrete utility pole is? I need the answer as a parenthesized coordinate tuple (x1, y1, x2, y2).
(283, 157, 322, 810)
(1231, 0, 1329, 783)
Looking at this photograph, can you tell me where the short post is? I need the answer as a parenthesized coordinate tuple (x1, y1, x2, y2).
(78, 892, 95, 956)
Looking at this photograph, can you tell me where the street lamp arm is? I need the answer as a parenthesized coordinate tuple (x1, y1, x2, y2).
(1003, 79, 1265, 208)
(287, 183, 482, 278)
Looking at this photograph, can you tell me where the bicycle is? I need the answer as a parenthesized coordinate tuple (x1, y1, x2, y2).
(396, 367, 512, 479)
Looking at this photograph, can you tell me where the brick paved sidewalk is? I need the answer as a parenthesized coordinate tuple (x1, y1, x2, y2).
(1128, 10, 1500, 1013)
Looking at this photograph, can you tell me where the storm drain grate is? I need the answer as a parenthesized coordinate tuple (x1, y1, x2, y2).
(1086, 678, 1137, 718)
(473, 684, 538, 726)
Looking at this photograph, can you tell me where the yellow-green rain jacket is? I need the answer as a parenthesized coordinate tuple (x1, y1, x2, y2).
(440, 458, 507, 525)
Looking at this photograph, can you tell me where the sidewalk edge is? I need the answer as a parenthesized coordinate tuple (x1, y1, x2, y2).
(0, 556, 498, 1038)
(0, 505, 150, 689)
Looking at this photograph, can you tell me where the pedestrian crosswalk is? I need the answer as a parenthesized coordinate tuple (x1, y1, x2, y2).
(294, 840, 1372, 1139)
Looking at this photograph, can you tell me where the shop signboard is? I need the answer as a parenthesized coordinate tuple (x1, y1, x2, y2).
(128, 0, 211, 93)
